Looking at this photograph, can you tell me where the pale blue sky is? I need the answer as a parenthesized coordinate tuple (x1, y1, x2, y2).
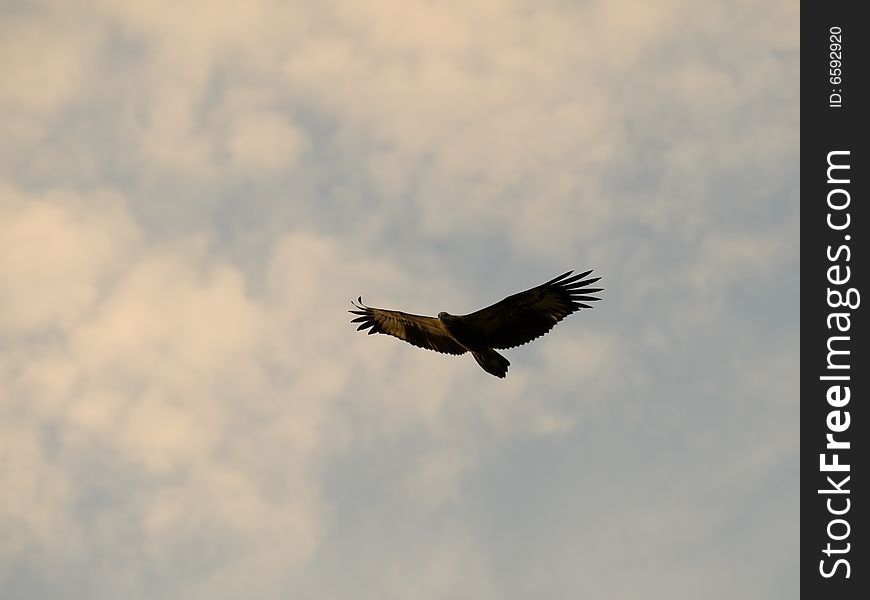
(1, 1, 798, 598)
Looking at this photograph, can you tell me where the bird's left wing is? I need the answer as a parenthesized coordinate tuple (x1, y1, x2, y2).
(461, 270, 603, 350)
(350, 298, 468, 355)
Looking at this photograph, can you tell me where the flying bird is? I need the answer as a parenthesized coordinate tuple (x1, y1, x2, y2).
(350, 270, 602, 378)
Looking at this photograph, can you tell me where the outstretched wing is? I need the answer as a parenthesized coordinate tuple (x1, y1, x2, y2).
(461, 270, 602, 350)
(350, 298, 468, 355)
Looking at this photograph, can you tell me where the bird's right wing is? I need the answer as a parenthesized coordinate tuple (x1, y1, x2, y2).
(350, 298, 468, 355)
(461, 270, 603, 349)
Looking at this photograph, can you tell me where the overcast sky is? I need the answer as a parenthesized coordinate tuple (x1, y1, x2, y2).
(1, 1, 798, 598)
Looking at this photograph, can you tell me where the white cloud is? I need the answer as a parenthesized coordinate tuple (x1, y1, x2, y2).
(1, 189, 327, 591)
(226, 110, 305, 171)
(0, 185, 140, 332)
(0, 13, 99, 113)
(0, 185, 507, 596)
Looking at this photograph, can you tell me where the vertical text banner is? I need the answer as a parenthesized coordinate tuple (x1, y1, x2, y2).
(802, 1, 867, 596)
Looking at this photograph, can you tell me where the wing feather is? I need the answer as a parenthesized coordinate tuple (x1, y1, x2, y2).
(349, 298, 467, 355)
(461, 270, 603, 349)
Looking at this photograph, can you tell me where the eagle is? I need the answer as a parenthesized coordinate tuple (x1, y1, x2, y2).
(350, 270, 602, 378)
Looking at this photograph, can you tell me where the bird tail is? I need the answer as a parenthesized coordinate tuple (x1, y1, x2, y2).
(472, 349, 510, 378)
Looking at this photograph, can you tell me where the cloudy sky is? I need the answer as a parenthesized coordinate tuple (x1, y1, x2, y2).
(1, 1, 798, 598)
